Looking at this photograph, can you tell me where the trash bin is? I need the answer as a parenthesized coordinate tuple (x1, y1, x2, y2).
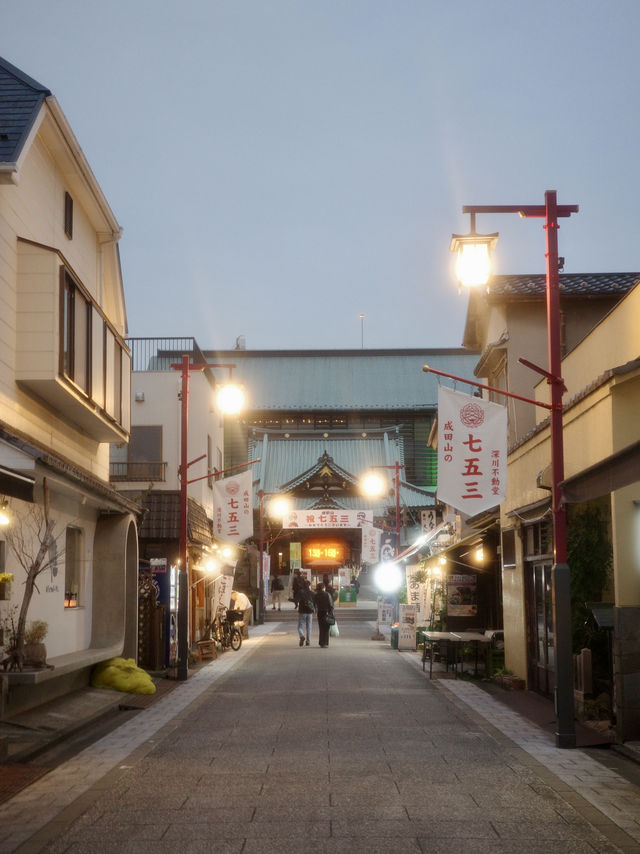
(390, 627, 399, 649)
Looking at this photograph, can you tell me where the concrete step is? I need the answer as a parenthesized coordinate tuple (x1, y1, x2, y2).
(264, 608, 378, 623)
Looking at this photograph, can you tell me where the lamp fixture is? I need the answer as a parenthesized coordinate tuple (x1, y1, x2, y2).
(450, 212, 498, 288)
(0, 500, 10, 527)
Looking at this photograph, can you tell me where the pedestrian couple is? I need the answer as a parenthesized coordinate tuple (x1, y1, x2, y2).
(293, 571, 335, 648)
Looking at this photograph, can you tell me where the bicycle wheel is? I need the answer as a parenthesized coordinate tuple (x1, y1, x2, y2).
(230, 628, 242, 651)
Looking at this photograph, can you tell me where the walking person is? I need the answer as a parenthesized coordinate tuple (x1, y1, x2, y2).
(291, 568, 303, 606)
(315, 582, 334, 648)
(296, 578, 315, 646)
(270, 574, 284, 610)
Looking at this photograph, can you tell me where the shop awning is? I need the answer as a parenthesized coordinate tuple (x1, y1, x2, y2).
(562, 440, 640, 503)
(0, 465, 35, 502)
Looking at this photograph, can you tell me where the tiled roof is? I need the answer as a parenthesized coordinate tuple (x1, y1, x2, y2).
(137, 492, 212, 544)
(488, 273, 640, 299)
(0, 56, 50, 165)
(251, 434, 435, 511)
(204, 349, 479, 410)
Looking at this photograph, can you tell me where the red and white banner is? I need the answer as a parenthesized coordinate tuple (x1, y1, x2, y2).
(213, 469, 252, 542)
(437, 386, 507, 515)
(361, 524, 382, 565)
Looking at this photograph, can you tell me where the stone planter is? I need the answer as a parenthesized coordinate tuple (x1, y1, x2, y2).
(494, 674, 525, 691)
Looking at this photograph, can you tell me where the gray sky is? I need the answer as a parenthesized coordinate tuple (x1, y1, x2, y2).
(4, 1, 640, 350)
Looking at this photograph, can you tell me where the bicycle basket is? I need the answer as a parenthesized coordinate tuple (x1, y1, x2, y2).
(226, 609, 244, 622)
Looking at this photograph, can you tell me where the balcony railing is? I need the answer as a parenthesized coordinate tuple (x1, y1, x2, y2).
(126, 337, 208, 372)
(109, 461, 167, 482)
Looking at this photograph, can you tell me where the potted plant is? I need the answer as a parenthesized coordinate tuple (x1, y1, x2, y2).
(493, 667, 525, 691)
(23, 619, 48, 668)
(0, 571, 13, 600)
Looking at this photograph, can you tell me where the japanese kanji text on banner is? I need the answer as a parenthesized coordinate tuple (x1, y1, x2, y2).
(437, 386, 507, 515)
(213, 469, 252, 542)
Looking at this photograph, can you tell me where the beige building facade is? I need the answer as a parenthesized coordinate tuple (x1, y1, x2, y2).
(0, 57, 138, 714)
(464, 271, 640, 741)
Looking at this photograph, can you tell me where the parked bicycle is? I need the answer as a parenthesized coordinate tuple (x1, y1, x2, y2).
(210, 607, 243, 652)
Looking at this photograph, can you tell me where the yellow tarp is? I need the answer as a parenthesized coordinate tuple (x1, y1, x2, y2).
(91, 657, 156, 695)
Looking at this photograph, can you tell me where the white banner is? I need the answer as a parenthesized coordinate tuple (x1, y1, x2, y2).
(405, 564, 428, 626)
(378, 600, 394, 625)
(361, 524, 382, 564)
(213, 470, 253, 542)
(261, 552, 271, 612)
(437, 386, 507, 515)
(284, 509, 373, 529)
(211, 574, 233, 615)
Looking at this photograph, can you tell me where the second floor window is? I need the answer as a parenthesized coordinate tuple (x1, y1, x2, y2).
(64, 191, 73, 239)
(60, 268, 130, 425)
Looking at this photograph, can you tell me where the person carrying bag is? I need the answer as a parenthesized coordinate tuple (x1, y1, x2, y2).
(314, 582, 335, 648)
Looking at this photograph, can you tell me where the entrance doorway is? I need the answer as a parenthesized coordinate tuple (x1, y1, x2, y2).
(528, 562, 555, 696)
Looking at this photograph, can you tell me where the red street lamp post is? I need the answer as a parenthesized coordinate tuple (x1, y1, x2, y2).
(257, 491, 291, 625)
(361, 462, 405, 554)
(449, 190, 578, 748)
(171, 355, 245, 681)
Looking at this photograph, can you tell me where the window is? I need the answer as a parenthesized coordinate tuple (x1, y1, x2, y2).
(524, 519, 553, 559)
(501, 529, 516, 570)
(59, 267, 130, 430)
(64, 527, 83, 608)
(127, 426, 163, 480)
(64, 191, 73, 239)
(61, 271, 91, 395)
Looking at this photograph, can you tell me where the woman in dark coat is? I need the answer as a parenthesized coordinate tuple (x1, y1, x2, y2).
(314, 582, 334, 648)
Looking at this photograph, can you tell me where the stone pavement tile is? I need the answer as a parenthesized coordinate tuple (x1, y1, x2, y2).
(42, 839, 243, 854)
(328, 791, 404, 809)
(416, 838, 619, 854)
(331, 817, 498, 839)
(328, 761, 392, 775)
(161, 820, 331, 841)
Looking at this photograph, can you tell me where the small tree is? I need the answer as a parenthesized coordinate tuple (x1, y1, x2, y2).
(4, 479, 60, 670)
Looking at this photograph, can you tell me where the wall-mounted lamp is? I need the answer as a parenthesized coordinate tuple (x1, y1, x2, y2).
(0, 500, 10, 527)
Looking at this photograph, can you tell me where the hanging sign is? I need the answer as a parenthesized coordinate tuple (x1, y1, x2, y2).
(213, 469, 252, 542)
(447, 573, 478, 617)
(398, 603, 418, 650)
(361, 524, 382, 564)
(283, 509, 373, 529)
(437, 386, 507, 514)
(406, 564, 429, 626)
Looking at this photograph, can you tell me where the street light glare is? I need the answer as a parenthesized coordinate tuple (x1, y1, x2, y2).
(216, 382, 246, 415)
(361, 472, 386, 497)
(268, 495, 292, 520)
(373, 561, 403, 593)
(455, 243, 492, 287)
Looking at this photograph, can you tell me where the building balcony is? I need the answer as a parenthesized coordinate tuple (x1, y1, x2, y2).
(109, 461, 167, 483)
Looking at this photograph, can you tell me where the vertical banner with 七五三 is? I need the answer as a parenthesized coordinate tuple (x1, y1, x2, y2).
(438, 386, 507, 515)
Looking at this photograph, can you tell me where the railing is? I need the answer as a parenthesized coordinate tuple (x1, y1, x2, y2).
(109, 461, 167, 482)
(126, 337, 208, 372)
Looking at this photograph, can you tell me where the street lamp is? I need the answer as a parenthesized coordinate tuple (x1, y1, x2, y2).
(171, 355, 245, 681)
(449, 190, 579, 749)
(361, 462, 405, 553)
(257, 491, 292, 625)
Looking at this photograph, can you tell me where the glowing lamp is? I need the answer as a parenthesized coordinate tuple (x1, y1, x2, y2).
(450, 230, 498, 288)
(373, 562, 403, 594)
(216, 382, 246, 415)
(361, 472, 386, 497)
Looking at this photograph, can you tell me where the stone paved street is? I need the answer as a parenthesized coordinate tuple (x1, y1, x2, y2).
(2, 621, 640, 853)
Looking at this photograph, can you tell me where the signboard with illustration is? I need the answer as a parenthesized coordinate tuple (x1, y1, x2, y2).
(398, 603, 418, 650)
(446, 573, 478, 617)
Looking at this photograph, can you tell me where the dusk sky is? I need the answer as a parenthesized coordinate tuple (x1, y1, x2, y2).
(5, 2, 640, 350)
